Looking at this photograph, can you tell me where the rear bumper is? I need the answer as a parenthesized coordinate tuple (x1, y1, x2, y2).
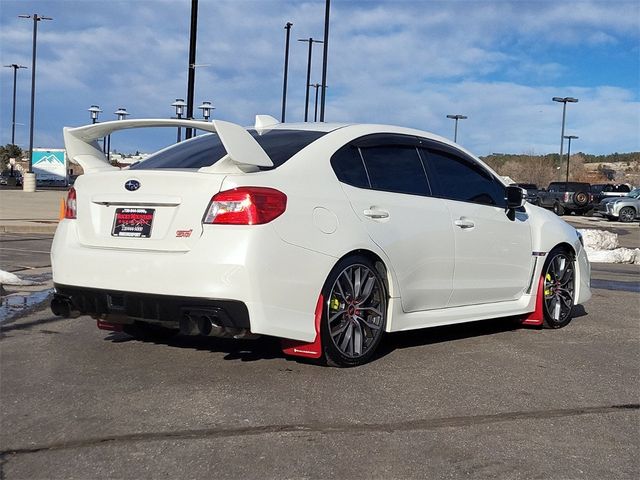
(53, 283, 250, 329)
(51, 220, 337, 342)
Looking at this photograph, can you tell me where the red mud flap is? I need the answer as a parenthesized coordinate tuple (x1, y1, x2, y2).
(281, 294, 324, 359)
(521, 275, 544, 327)
(96, 319, 124, 332)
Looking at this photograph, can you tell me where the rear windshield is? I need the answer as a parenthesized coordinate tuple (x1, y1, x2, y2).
(130, 129, 327, 170)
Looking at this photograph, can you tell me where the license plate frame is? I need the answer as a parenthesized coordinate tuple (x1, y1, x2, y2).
(111, 208, 155, 238)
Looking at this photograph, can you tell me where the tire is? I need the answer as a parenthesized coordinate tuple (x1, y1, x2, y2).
(574, 191, 589, 207)
(541, 248, 576, 329)
(123, 321, 179, 340)
(618, 206, 636, 223)
(320, 255, 387, 367)
(553, 203, 565, 216)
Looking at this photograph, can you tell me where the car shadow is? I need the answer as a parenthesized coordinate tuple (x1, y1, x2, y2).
(104, 306, 589, 365)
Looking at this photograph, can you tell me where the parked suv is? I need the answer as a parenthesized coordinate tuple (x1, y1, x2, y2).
(536, 182, 593, 216)
(591, 183, 631, 203)
(597, 187, 640, 222)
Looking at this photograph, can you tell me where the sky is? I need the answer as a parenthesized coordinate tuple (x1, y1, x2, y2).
(1, 0, 639, 156)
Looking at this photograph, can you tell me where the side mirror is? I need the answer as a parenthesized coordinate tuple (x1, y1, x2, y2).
(505, 185, 526, 209)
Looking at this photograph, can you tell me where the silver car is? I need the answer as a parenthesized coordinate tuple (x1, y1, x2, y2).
(598, 187, 640, 222)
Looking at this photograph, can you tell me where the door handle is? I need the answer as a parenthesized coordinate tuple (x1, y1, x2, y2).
(454, 218, 475, 229)
(364, 209, 389, 219)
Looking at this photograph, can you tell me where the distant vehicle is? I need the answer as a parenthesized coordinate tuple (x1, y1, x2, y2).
(511, 183, 539, 204)
(597, 188, 640, 223)
(536, 182, 594, 216)
(591, 183, 631, 203)
(0, 171, 23, 187)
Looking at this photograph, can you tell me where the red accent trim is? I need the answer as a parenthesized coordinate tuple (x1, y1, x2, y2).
(521, 274, 544, 326)
(96, 319, 123, 332)
(281, 293, 324, 359)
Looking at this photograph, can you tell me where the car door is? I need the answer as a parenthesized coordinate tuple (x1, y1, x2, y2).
(421, 144, 532, 307)
(331, 136, 454, 312)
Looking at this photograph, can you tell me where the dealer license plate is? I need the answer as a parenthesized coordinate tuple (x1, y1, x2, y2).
(112, 208, 155, 238)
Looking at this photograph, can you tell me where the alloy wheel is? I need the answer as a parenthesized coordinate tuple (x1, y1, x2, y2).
(327, 264, 386, 359)
(619, 207, 636, 223)
(543, 252, 575, 326)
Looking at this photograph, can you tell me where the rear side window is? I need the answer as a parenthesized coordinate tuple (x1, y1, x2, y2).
(131, 129, 326, 170)
(360, 146, 430, 196)
(424, 149, 506, 207)
(330, 145, 370, 188)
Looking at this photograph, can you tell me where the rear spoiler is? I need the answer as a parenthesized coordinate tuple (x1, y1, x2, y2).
(63, 117, 275, 173)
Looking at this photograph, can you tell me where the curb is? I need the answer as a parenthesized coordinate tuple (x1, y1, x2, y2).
(0, 223, 58, 235)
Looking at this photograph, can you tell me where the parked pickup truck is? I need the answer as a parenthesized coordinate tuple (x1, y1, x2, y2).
(535, 181, 593, 216)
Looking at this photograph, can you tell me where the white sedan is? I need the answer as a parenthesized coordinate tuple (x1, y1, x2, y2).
(51, 116, 591, 366)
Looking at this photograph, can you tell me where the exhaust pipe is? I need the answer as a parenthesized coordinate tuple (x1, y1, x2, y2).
(197, 315, 227, 337)
(179, 314, 199, 336)
(51, 295, 80, 318)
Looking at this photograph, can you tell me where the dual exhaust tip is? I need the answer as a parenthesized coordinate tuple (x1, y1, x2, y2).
(50, 295, 80, 318)
(180, 313, 256, 340)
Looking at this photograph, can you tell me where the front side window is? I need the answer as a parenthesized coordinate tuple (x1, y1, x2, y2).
(359, 145, 430, 196)
(424, 148, 506, 207)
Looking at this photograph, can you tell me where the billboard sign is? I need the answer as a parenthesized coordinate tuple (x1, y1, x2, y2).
(32, 149, 67, 183)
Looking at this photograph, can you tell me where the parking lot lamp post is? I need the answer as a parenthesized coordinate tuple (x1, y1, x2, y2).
(281, 22, 293, 122)
(172, 99, 186, 142)
(19, 13, 52, 192)
(319, 0, 331, 122)
(552, 97, 578, 168)
(108, 108, 129, 163)
(88, 105, 102, 124)
(4, 64, 27, 145)
(446, 114, 467, 143)
(310, 83, 321, 122)
(197, 101, 213, 121)
(564, 135, 578, 184)
(298, 38, 323, 122)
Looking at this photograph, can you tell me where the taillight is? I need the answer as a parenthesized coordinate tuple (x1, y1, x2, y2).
(203, 187, 287, 225)
(65, 187, 77, 219)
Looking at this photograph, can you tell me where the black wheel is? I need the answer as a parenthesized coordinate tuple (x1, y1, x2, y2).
(618, 206, 636, 223)
(574, 191, 589, 207)
(542, 248, 575, 329)
(123, 321, 179, 340)
(320, 256, 387, 367)
(553, 203, 565, 216)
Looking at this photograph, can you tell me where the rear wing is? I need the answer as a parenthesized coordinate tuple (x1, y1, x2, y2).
(63, 118, 275, 173)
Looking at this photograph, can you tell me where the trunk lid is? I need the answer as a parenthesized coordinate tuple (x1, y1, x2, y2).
(74, 170, 223, 251)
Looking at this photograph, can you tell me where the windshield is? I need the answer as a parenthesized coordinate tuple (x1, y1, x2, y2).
(130, 129, 327, 170)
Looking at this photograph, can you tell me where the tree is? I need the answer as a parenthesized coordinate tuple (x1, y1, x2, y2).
(0, 144, 23, 173)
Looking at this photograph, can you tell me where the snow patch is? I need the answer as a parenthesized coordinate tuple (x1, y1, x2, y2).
(0, 270, 38, 286)
(577, 229, 640, 264)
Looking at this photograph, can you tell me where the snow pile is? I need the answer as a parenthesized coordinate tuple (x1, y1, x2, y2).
(577, 229, 640, 264)
(0, 269, 38, 287)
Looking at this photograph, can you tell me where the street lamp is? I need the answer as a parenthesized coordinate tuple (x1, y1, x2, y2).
(88, 105, 102, 124)
(310, 83, 322, 122)
(446, 114, 467, 143)
(19, 13, 52, 192)
(106, 107, 129, 162)
(552, 96, 578, 167)
(319, 0, 331, 122)
(185, 0, 199, 140)
(3, 64, 27, 145)
(171, 98, 186, 142)
(197, 101, 214, 121)
(298, 37, 324, 122)
(281, 22, 293, 122)
(564, 135, 578, 184)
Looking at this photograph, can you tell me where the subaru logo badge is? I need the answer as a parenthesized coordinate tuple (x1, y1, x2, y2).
(125, 180, 140, 191)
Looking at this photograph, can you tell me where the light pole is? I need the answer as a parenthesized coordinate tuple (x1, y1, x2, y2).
(281, 22, 293, 123)
(298, 38, 324, 122)
(3, 64, 27, 145)
(172, 99, 186, 142)
(310, 83, 322, 122)
(88, 105, 102, 124)
(107, 107, 129, 163)
(197, 101, 214, 121)
(552, 96, 578, 167)
(185, 0, 199, 140)
(446, 114, 467, 143)
(319, 0, 331, 122)
(564, 135, 578, 184)
(19, 13, 52, 192)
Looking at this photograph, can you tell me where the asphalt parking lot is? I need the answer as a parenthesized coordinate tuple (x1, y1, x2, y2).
(1, 230, 639, 479)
